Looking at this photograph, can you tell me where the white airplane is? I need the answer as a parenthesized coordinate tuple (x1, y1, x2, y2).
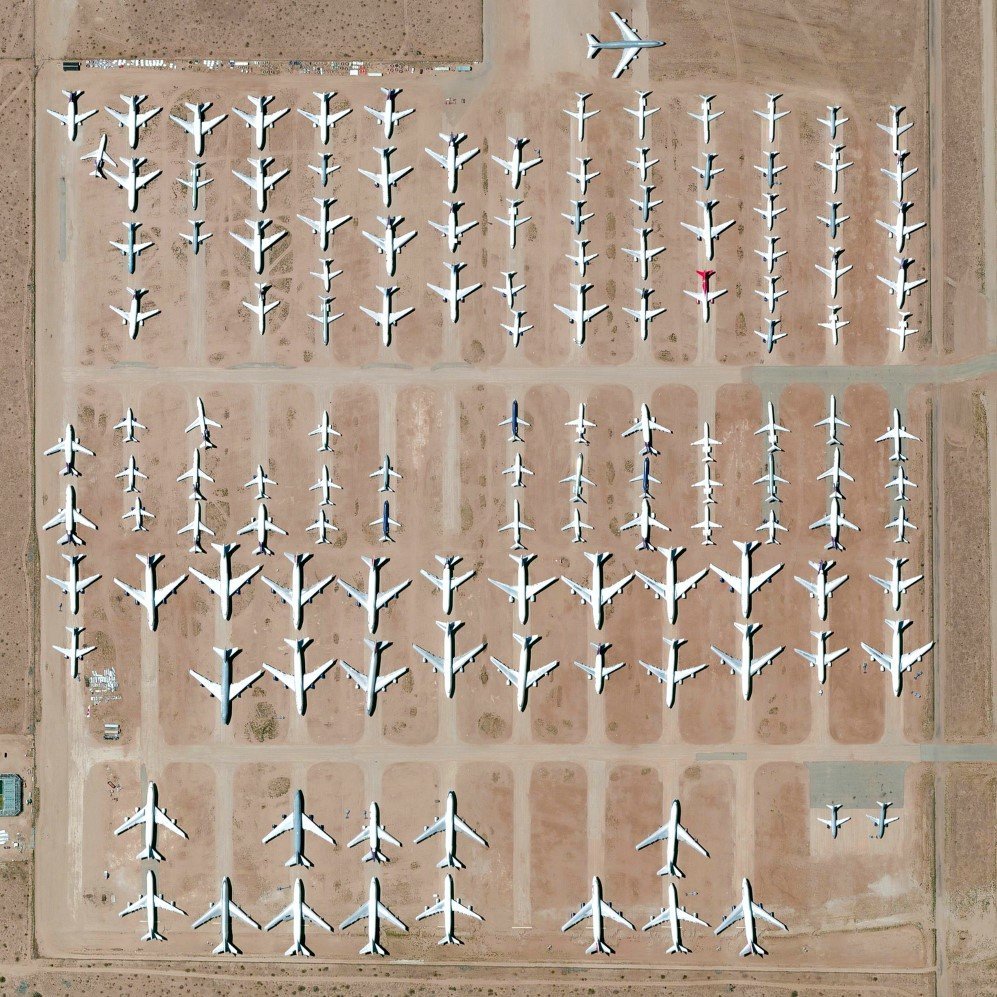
(188, 646, 264, 725)
(488, 553, 557, 626)
(625, 90, 659, 140)
(263, 552, 334, 630)
(876, 408, 919, 462)
(693, 150, 723, 188)
(754, 92, 789, 142)
(809, 496, 860, 550)
(340, 876, 408, 956)
(189, 543, 262, 620)
(794, 560, 848, 622)
(230, 218, 287, 274)
(309, 464, 343, 506)
(417, 873, 483, 945)
(816, 144, 852, 194)
(693, 467, 722, 503)
(362, 215, 417, 276)
(340, 639, 408, 716)
(622, 401, 670, 456)
(554, 282, 608, 346)
(427, 261, 482, 324)
(429, 200, 478, 253)
(882, 152, 918, 200)
(561, 551, 633, 629)
(114, 781, 188, 861)
(232, 156, 289, 212)
(348, 801, 402, 864)
(502, 309, 534, 348)
(561, 452, 595, 504)
(425, 132, 479, 193)
(877, 257, 926, 308)
(364, 87, 413, 139)
(640, 637, 708, 709)
(818, 304, 849, 346)
(44, 424, 94, 477)
(877, 105, 913, 156)
(756, 318, 787, 354)
(867, 800, 900, 838)
(795, 630, 847, 685)
(310, 258, 343, 293)
(620, 496, 669, 550)
(358, 146, 413, 207)
(360, 284, 415, 347)
(180, 218, 212, 255)
(635, 799, 709, 878)
(818, 447, 854, 497)
(298, 91, 351, 143)
(715, 878, 788, 957)
(861, 618, 934, 696)
(105, 94, 161, 149)
(81, 132, 116, 177)
(177, 160, 213, 209)
(752, 193, 786, 237)
(888, 311, 918, 351)
(566, 403, 596, 445)
(178, 500, 214, 554)
(338, 556, 411, 634)
(564, 91, 598, 140)
(413, 619, 486, 700)
(46, 553, 100, 615)
(298, 196, 352, 252)
(684, 267, 727, 322)
(264, 878, 332, 957)
(817, 200, 849, 237)
(177, 448, 213, 500)
(497, 197, 531, 247)
(757, 508, 787, 546)
(499, 497, 534, 550)
(47, 90, 97, 141)
(692, 423, 722, 462)
(263, 789, 335, 867)
(113, 553, 186, 631)
(184, 396, 221, 449)
(490, 633, 559, 712)
(560, 198, 592, 236)
(817, 105, 848, 139)
(308, 296, 344, 346)
(586, 10, 664, 78)
(237, 501, 287, 556)
(105, 156, 162, 212)
(870, 557, 923, 611)
(562, 876, 635, 954)
(622, 287, 666, 341)
(568, 155, 601, 195)
(817, 802, 850, 839)
(110, 220, 154, 274)
(306, 508, 337, 544)
(232, 95, 289, 150)
(710, 540, 784, 619)
(816, 393, 849, 445)
(307, 151, 340, 188)
(630, 184, 662, 222)
(627, 145, 659, 183)
(263, 637, 335, 717)
(171, 102, 226, 155)
(689, 94, 723, 144)
(573, 642, 625, 694)
(622, 226, 666, 281)
(119, 870, 186, 941)
(109, 286, 161, 340)
(415, 790, 487, 869)
(887, 504, 918, 540)
(635, 546, 708, 625)
(754, 150, 787, 188)
(43, 483, 97, 546)
(53, 625, 95, 679)
(815, 246, 852, 298)
(643, 882, 710, 954)
(420, 555, 473, 614)
(681, 199, 734, 261)
(755, 273, 788, 313)
(562, 507, 594, 543)
(491, 136, 542, 189)
(308, 410, 341, 452)
(755, 453, 787, 503)
(373, 503, 400, 542)
(122, 495, 154, 532)
(192, 877, 260, 955)
(502, 452, 531, 493)
(369, 454, 402, 495)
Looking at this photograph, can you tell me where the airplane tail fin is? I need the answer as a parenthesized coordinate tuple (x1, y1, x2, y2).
(586, 34, 601, 58)
(360, 939, 388, 956)
(740, 940, 766, 957)
(361, 848, 388, 863)
(287, 853, 313, 869)
(257, 542, 273, 556)
(213, 939, 241, 955)
(286, 941, 314, 957)
(667, 942, 691, 955)
(437, 854, 466, 870)
(439, 933, 463, 945)
(137, 845, 164, 862)
(142, 929, 167, 942)
(586, 938, 613, 955)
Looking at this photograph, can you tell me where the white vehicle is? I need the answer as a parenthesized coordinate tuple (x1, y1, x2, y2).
(105, 94, 161, 149)
(620, 496, 669, 550)
(338, 556, 411, 634)
(339, 640, 408, 716)
(635, 799, 709, 878)
(710, 540, 783, 618)
(347, 801, 402, 864)
(877, 104, 913, 155)
(490, 633, 559, 711)
(105, 156, 161, 213)
(119, 870, 186, 941)
(755, 400, 788, 453)
(122, 495, 153, 532)
(427, 261, 482, 324)
(870, 556, 923, 611)
(180, 218, 211, 255)
(263, 789, 335, 867)
(310, 258, 342, 293)
(754, 149, 786, 188)
(230, 218, 287, 274)
(297, 196, 351, 252)
(753, 191, 786, 231)
(817, 200, 849, 237)
(415, 790, 487, 869)
(308, 296, 343, 346)
(81, 132, 115, 177)
(684, 267, 727, 322)
(362, 214, 417, 276)
(189, 542, 262, 621)
(232, 95, 288, 150)
(113, 553, 186, 631)
(622, 226, 666, 281)
(340, 876, 408, 956)
(876, 201, 925, 252)
(715, 878, 788, 957)
(627, 145, 658, 183)
(689, 94, 723, 144)
(861, 618, 934, 696)
(413, 619, 486, 699)
(818, 802, 850, 839)
(192, 877, 260, 955)
(493, 271, 527, 310)
(818, 304, 849, 346)
(420, 555, 474, 614)
(364, 87, 413, 139)
(177, 448, 213, 500)
(554, 281, 608, 346)
(643, 882, 710, 954)
(818, 447, 853, 497)
(876, 408, 919, 462)
(562, 876, 635, 954)
(308, 410, 341, 452)
(110, 220, 153, 274)
(566, 403, 596, 445)
(809, 495, 859, 550)
(47, 89, 97, 141)
(817, 105, 848, 139)
(640, 637, 707, 709)
(623, 287, 666, 341)
(816, 144, 852, 194)
(562, 507, 594, 543)
(561, 198, 593, 235)
(815, 246, 852, 299)
(358, 146, 412, 207)
(888, 311, 919, 351)
(816, 393, 849, 445)
(867, 800, 900, 838)
(680, 199, 735, 261)
(754, 92, 788, 142)
(568, 155, 601, 195)
(185, 396, 221, 449)
(53, 625, 95, 679)
(625, 90, 659, 140)
(424, 132, 479, 193)
(309, 464, 343, 506)
(114, 781, 187, 861)
(573, 641, 625, 694)
(502, 309, 533, 348)
(46, 553, 100, 615)
(561, 452, 595, 504)
(429, 200, 478, 252)
(171, 102, 226, 155)
(564, 91, 598, 140)
(237, 501, 287, 556)
(417, 873, 483, 945)
(755, 273, 788, 314)
(712, 622, 784, 701)
(232, 156, 289, 212)
(622, 401, 671, 456)
(109, 286, 160, 340)
(877, 257, 926, 308)
(498, 197, 532, 247)
(178, 499, 213, 554)
(43, 483, 97, 547)
(794, 560, 848, 622)
(693, 150, 723, 188)
(586, 11, 663, 78)
(630, 184, 662, 222)
(882, 152, 918, 200)
(488, 553, 557, 626)
(561, 551, 633, 629)
(177, 159, 212, 208)
(636, 546, 708, 625)
(693, 467, 722, 503)
(298, 91, 351, 143)
(263, 637, 335, 717)
(263, 552, 334, 630)
(499, 497, 533, 551)
(370, 454, 402, 494)
(360, 285, 415, 347)
(264, 878, 332, 957)
(188, 647, 264, 725)
(756, 318, 786, 354)
(490, 136, 542, 189)
(44, 424, 94, 477)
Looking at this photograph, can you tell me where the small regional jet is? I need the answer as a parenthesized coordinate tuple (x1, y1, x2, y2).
(586, 11, 664, 79)
(643, 882, 710, 953)
(232, 95, 289, 150)
(232, 156, 289, 212)
(429, 200, 478, 252)
(860, 619, 934, 696)
(113, 553, 187, 631)
(52, 625, 95, 680)
(499, 197, 532, 247)
(263, 637, 336, 716)
(490, 136, 542, 189)
(110, 220, 153, 274)
(415, 790, 487, 869)
(298, 196, 352, 252)
(794, 630, 847, 684)
(170, 102, 226, 155)
(362, 215, 417, 276)
(189, 542, 262, 620)
(46, 553, 100, 615)
(188, 647, 264, 725)
(564, 91, 599, 141)
(869, 557, 923, 611)
(177, 159, 213, 209)
(43, 483, 97, 546)
(119, 869, 186, 941)
(562, 876, 635, 954)
(809, 495, 860, 550)
(110, 286, 161, 340)
(816, 393, 849, 445)
(566, 403, 597, 445)
(114, 781, 188, 861)
(44, 424, 94, 477)
(348, 802, 402, 864)
(262, 552, 334, 630)
(105, 156, 162, 212)
(794, 559, 848, 621)
(192, 877, 260, 955)
(358, 146, 413, 207)
(867, 800, 900, 838)
(754, 92, 789, 142)
(561, 551, 634, 629)
(230, 218, 287, 274)
(427, 261, 482, 324)
(681, 199, 735, 261)
(47, 89, 97, 141)
(622, 401, 671, 456)
(876, 408, 920, 462)
(360, 285, 414, 347)
(715, 878, 788, 957)
(554, 282, 608, 345)
(420, 555, 474, 614)
(264, 878, 332, 957)
(340, 876, 408, 956)
(573, 642, 626, 694)
(640, 637, 707, 709)
(81, 132, 115, 177)
(636, 799, 709, 878)
(816, 144, 852, 194)
(488, 553, 557, 626)
(689, 94, 723, 144)
(877, 105, 913, 156)
(425, 132, 479, 193)
(178, 499, 214, 554)
(818, 803, 850, 839)
(625, 89, 659, 140)
(298, 91, 351, 143)
(755, 400, 789, 453)
(684, 267, 727, 322)
(263, 789, 335, 868)
(337, 556, 411, 634)
(817, 105, 848, 139)
(636, 546, 708, 625)
(339, 639, 409, 716)
(711, 622, 784, 701)
(417, 873, 483, 945)
(413, 619, 487, 699)
(105, 94, 161, 149)
(364, 87, 414, 139)
(490, 633, 560, 711)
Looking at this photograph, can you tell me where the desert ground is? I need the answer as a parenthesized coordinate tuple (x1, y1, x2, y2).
(0, 0, 994, 995)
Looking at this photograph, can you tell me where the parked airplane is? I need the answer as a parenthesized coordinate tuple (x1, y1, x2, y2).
(420, 555, 473, 614)
(876, 408, 919, 462)
(817, 200, 849, 238)
(43, 484, 97, 546)
(816, 393, 848, 445)
(881, 152, 918, 200)
(627, 145, 659, 183)
(53, 625, 95, 679)
(692, 422, 722, 462)
(715, 878, 788, 957)
(122, 495, 154, 532)
(340, 876, 407, 956)
(348, 801, 402, 864)
(502, 309, 534, 347)
(815, 246, 852, 298)
(488, 553, 557, 626)
(105, 156, 161, 212)
(625, 90, 659, 140)
(686, 266, 729, 322)
(308, 295, 343, 345)
(641, 637, 707, 709)
(119, 869, 186, 941)
(885, 500, 915, 542)
(635, 799, 708, 878)
(307, 410, 341, 452)
(499, 197, 532, 246)
(369, 500, 398, 541)
(755, 273, 788, 314)
(113, 553, 186, 631)
(810, 495, 859, 550)
(338, 556, 410, 634)
(622, 287, 666, 341)
(622, 402, 670, 456)
(427, 261, 482, 323)
(620, 496, 669, 550)
(232, 156, 289, 211)
(818, 802, 850, 838)
(263, 637, 335, 716)
(47, 553, 100, 615)
(566, 403, 596, 445)
(82, 132, 115, 177)
(177, 448, 213, 500)
(115, 781, 188, 861)
(360, 284, 415, 347)
(110, 221, 153, 274)
(231, 218, 287, 274)
(365, 87, 413, 139)
(47, 89, 97, 141)
(754, 92, 788, 142)
(189, 543, 261, 620)
(310, 258, 343, 293)
(263, 789, 335, 867)
(887, 311, 918, 351)
(867, 800, 900, 838)
(358, 146, 413, 207)
(298, 91, 351, 143)
(188, 646, 264, 724)
(817, 105, 848, 139)
(363, 215, 417, 276)
(500, 398, 529, 441)
(818, 304, 849, 346)
(566, 237, 599, 276)
(415, 790, 487, 869)
(308, 151, 340, 187)
(178, 500, 214, 554)
(340, 639, 408, 715)
(429, 200, 477, 252)
(861, 618, 934, 696)
(561, 452, 595, 504)
(586, 11, 664, 78)
(298, 196, 351, 252)
(417, 873, 483, 945)
(623, 225, 666, 281)
(755, 452, 787, 503)
(794, 560, 848, 622)
(499, 497, 533, 550)
(425, 132, 479, 193)
(237, 501, 287, 555)
(564, 91, 598, 140)
(689, 94, 723, 144)
(817, 144, 852, 194)
(365, 454, 401, 496)
(876, 200, 926, 252)
(193, 877, 260, 955)
(232, 95, 288, 150)
(562, 876, 635, 954)
(571, 641, 624, 694)
(754, 150, 786, 188)
(45, 424, 94, 477)
(754, 235, 786, 276)
(110, 286, 160, 340)
(105, 94, 161, 149)
(755, 317, 786, 353)
(643, 882, 709, 953)
(630, 184, 662, 222)
(264, 878, 332, 957)
(183, 396, 220, 449)
(712, 622, 783, 700)
(710, 540, 782, 618)
(177, 159, 213, 209)
(563, 507, 594, 543)
(171, 102, 226, 155)
(681, 200, 734, 261)
(561, 551, 633, 629)
(693, 150, 723, 188)
(877, 257, 926, 308)
(306, 508, 337, 544)
(554, 282, 608, 345)
(180, 218, 212, 255)
(491, 136, 542, 189)
(413, 619, 486, 699)
(877, 105, 913, 155)
(636, 546, 708, 625)
(568, 155, 601, 195)
(261, 552, 334, 630)
(561, 198, 592, 235)
(870, 557, 923, 611)
(490, 633, 559, 711)
(309, 464, 343, 506)
(818, 447, 853, 498)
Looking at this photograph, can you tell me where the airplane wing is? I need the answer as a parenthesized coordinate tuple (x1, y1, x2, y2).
(118, 895, 148, 917)
(261, 576, 292, 604)
(424, 148, 446, 166)
(377, 901, 408, 930)
(154, 806, 188, 838)
(456, 149, 479, 167)
(710, 566, 741, 592)
(42, 508, 67, 530)
(378, 826, 402, 848)
(388, 166, 413, 185)
(191, 901, 221, 929)
(346, 826, 369, 849)
(426, 282, 452, 302)
(230, 565, 262, 593)
(491, 657, 518, 684)
(827, 574, 848, 593)
(680, 222, 706, 240)
(525, 661, 559, 688)
(412, 644, 444, 673)
(338, 660, 370, 691)
(452, 898, 482, 920)
(189, 567, 225, 598)
(674, 662, 709, 684)
(600, 899, 635, 929)
(417, 899, 444, 919)
(228, 898, 260, 928)
(113, 578, 150, 609)
(229, 669, 265, 700)
(114, 808, 147, 835)
(362, 231, 386, 251)
(262, 813, 295, 843)
(612, 46, 641, 79)
(490, 155, 513, 172)
(712, 646, 744, 674)
(414, 816, 447, 844)
(453, 813, 486, 846)
(674, 822, 709, 857)
(561, 577, 593, 604)
(301, 900, 333, 931)
(561, 901, 594, 931)
(188, 669, 222, 700)
(676, 906, 709, 927)
(357, 168, 380, 185)
(376, 579, 411, 610)
(902, 642, 934, 668)
(153, 893, 186, 915)
(155, 576, 187, 606)
(603, 574, 634, 602)
(374, 666, 409, 693)
(338, 902, 369, 930)
(635, 824, 668, 850)
(860, 642, 892, 670)
(750, 647, 783, 676)
(749, 563, 782, 591)
(262, 663, 295, 690)
(526, 577, 558, 599)
(338, 579, 367, 607)
(794, 576, 816, 595)
(264, 902, 294, 929)
(714, 903, 745, 933)
(750, 901, 787, 930)
(456, 282, 482, 302)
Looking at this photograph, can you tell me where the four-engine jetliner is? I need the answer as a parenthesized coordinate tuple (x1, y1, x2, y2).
(642, 882, 709, 953)
(188, 646, 265, 725)
(192, 877, 260, 955)
(348, 801, 402, 864)
(340, 876, 408, 956)
(416, 873, 483, 945)
(715, 878, 788, 957)
(263, 789, 336, 868)
(421, 555, 474, 614)
(860, 618, 934, 696)
(560, 551, 633, 629)
(189, 542, 262, 620)
(712, 622, 784, 701)
(636, 799, 709, 878)
(114, 781, 188, 862)
(586, 12, 664, 79)
(415, 790, 487, 869)
(119, 869, 186, 941)
(636, 546, 708, 625)
(338, 556, 411, 634)
(562, 876, 636, 954)
(794, 630, 847, 684)
(490, 633, 559, 711)
(263, 637, 336, 716)
(264, 878, 332, 957)
(113, 553, 187, 631)
(339, 639, 408, 716)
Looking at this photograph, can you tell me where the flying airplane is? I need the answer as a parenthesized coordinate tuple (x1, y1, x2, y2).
(625, 90, 659, 140)
(818, 802, 850, 839)
(502, 309, 534, 348)
(684, 267, 727, 322)
(561, 198, 592, 235)
(561, 452, 595, 504)
(360, 284, 415, 347)
(53, 624, 96, 679)
(635, 799, 709, 878)
(178, 500, 214, 554)
(309, 464, 343, 506)
(754, 149, 787, 188)
(490, 633, 560, 711)
(420, 555, 474, 614)
(561, 551, 633, 629)
(681, 199, 735, 261)
(861, 618, 934, 696)
(177, 448, 213, 500)
(340, 876, 408, 956)
(358, 146, 413, 207)
(876, 408, 920, 462)
(715, 878, 788, 957)
(184, 396, 221, 449)
(499, 497, 534, 550)
(877, 257, 926, 308)
(47, 553, 100, 615)
(630, 184, 662, 222)
(754, 235, 786, 275)
(263, 637, 336, 716)
(105, 156, 162, 212)
(566, 403, 597, 445)
(44, 424, 94, 477)
(338, 556, 411, 634)
(586, 11, 663, 78)
(815, 246, 853, 299)
(230, 218, 287, 274)
(427, 261, 482, 324)
(298, 196, 352, 252)
(711, 622, 784, 700)
(882, 151, 918, 199)
(262, 552, 334, 631)
(490, 136, 542, 189)
(568, 155, 601, 195)
(817, 105, 848, 139)
(564, 91, 599, 140)
(622, 225, 666, 281)
(237, 501, 287, 556)
(488, 553, 557, 626)
(818, 447, 854, 497)
(110, 220, 153, 274)
(362, 215, 417, 276)
(177, 159, 213, 209)
(180, 218, 212, 255)
(339, 639, 408, 716)
(171, 102, 227, 155)
(554, 282, 608, 346)
(816, 393, 849, 445)
(887, 311, 918, 351)
(417, 873, 483, 945)
(816, 144, 853, 195)
(640, 637, 708, 709)
(622, 287, 666, 341)
(263, 789, 335, 867)
(627, 145, 659, 183)
(415, 790, 487, 869)
(308, 296, 344, 345)
(562, 876, 635, 954)
(755, 318, 786, 354)
(635, 546, 708, 625)
(189, 542, 262, 620)
(818, 304, 849, 346)
(310, 258, 343, 293)
(499, 398, 529, 441)
(755, 273, 788, 313)
(642, 882, 710, 954)
(867, 800, 900, 838)
(298, 90, 351, 143)
(498, 197, 532, 247)
(817, 200, 850, 238)
(794, 560, 848, 622)
(689, 94, 723, 144)
(43, 483, 97, 547)
(693, 150, 723, 188)
(348, 801, 402, 864)
(364, 87, 413, 139)
(105, 94, 161, 149)
(81, 132, 115, 177)
(573, 642, 625, 694)
(188, 646, 264, 724)
(620, 496, 669, 550)
(47, 89, 97, 141)
(877, 105, 913, 155)
(622, 402, 670, 456)
(192, 877, 260, 955)
(809, 496, 860, 550)
(425, 132, 479, 193)
(870, 557, 923, 611)
(242, 282, 279, 336)
(370, 454, 402, 495)
(232, 156, 289, 211)
(110, 286, 161, 340)
(114, 781, 188, 861)
(113, 553, 186, 631)
(429, 200, 478, 252)
(119, 869, 186, 941)
(562, 507, 594, 543)
(264, 878, 332, 957)
(413, 619, 487, 700)
(122, 495, 154, 532)
(232, 95, 289, 150)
